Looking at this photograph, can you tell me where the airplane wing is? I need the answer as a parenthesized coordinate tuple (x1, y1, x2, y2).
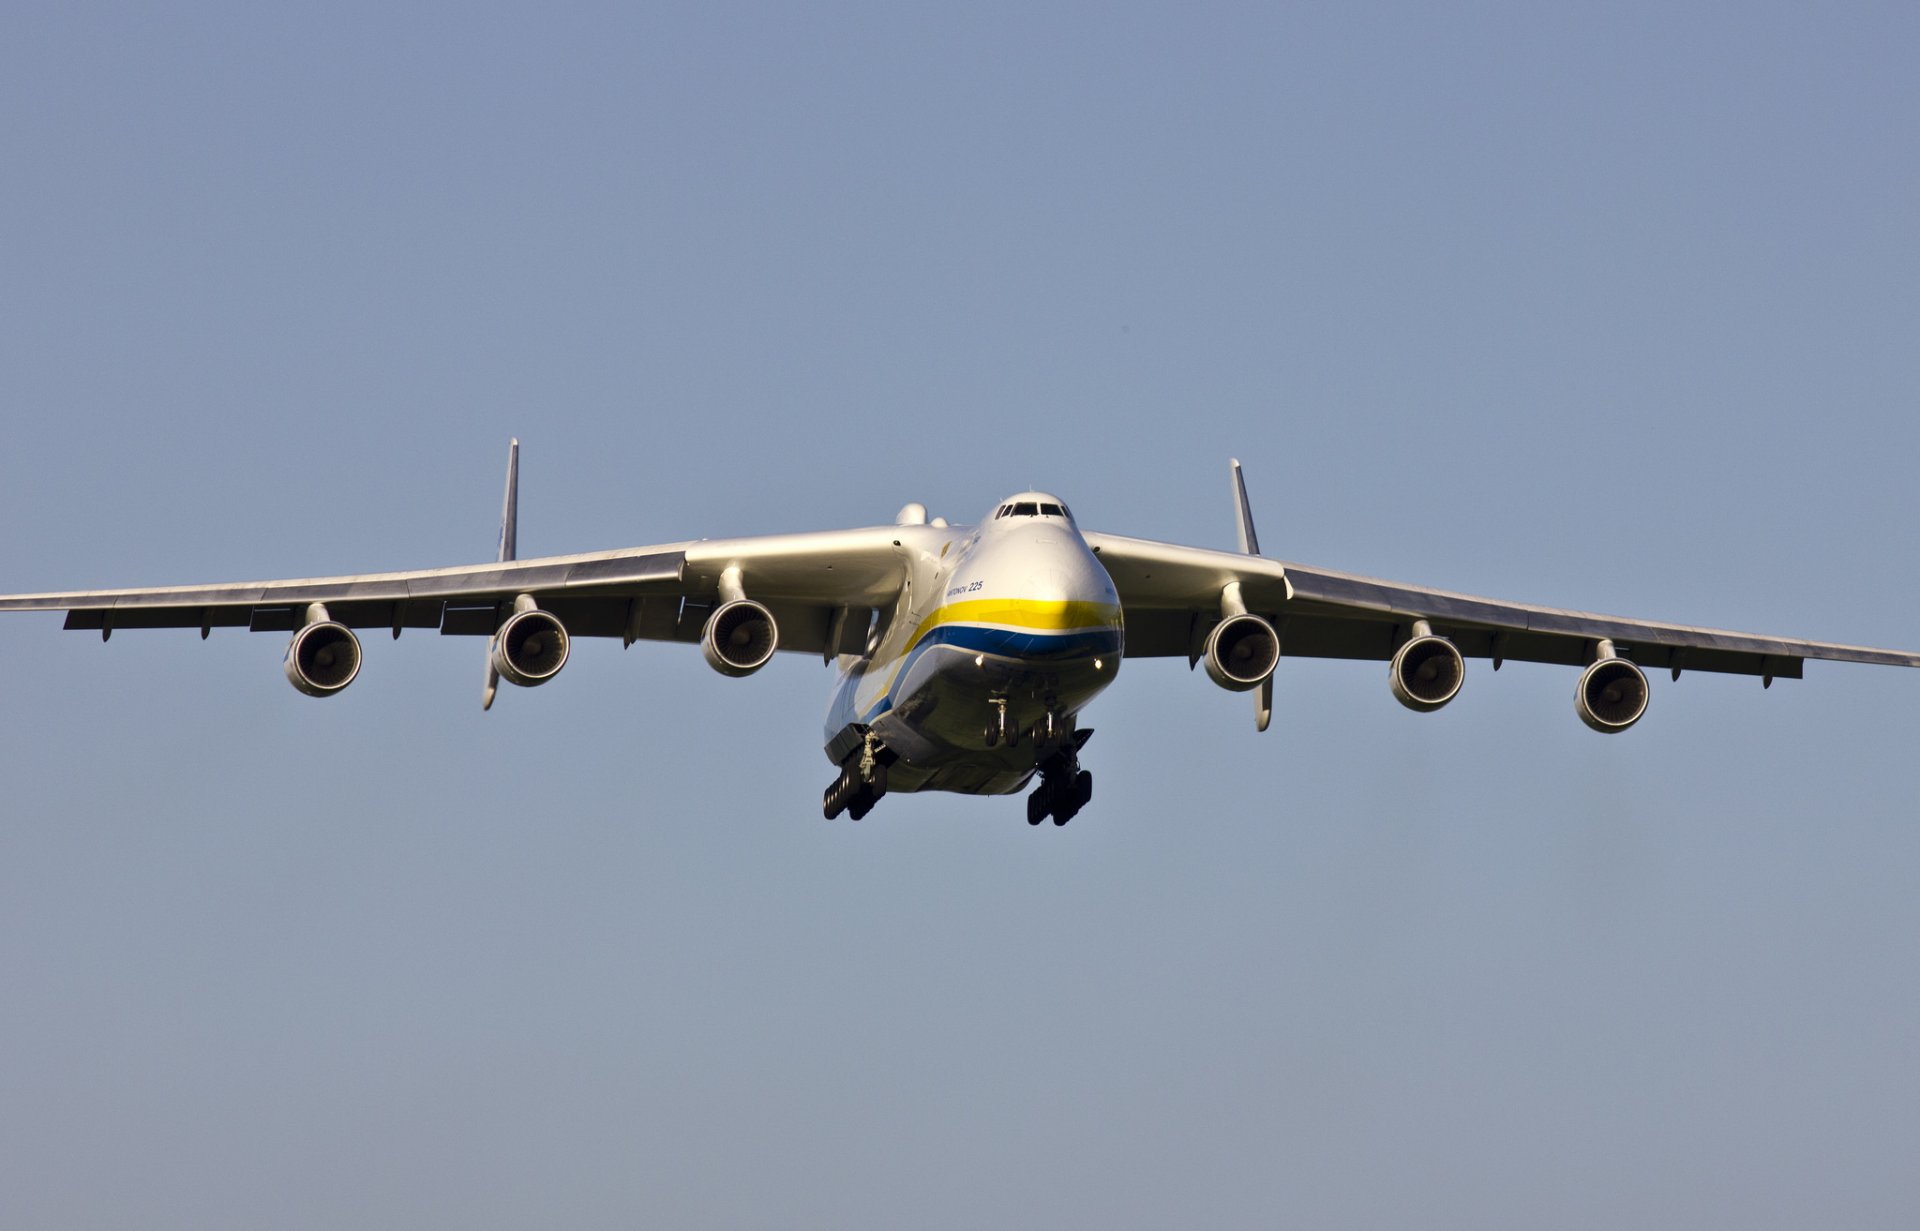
(0, 527, 916, 660)
(1084, 529, 1920, 680)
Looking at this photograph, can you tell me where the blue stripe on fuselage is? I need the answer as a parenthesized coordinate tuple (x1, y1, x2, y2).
(856, 623, 1123, 723)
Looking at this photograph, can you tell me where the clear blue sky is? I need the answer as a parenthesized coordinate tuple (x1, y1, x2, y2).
(3, 4, 1917, 1228)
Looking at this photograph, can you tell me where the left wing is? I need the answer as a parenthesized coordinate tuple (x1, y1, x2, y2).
(1086, 529, 1919, 679)
(1088, 457, 1919, 684)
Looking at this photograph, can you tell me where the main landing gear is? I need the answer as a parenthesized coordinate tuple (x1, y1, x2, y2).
(824, 729, 893, 821)
(1027, 730, 1094, 827)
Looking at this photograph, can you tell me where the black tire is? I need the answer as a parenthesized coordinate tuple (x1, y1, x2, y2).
(869, 762, 888, 797)
(1074, 770, 1093, 807)
(1026, 791, 1048, 825)
(848, 791, 873, 822)
(823, 768, 856, 819)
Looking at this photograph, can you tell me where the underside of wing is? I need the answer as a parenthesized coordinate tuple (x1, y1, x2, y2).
(0, 526, 920, 666)
(1084, 531, 1920, 679)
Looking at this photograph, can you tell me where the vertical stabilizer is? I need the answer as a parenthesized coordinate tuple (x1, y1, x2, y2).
(1232, 459, 1273, 732)
(1229, 458, 1260, 556)
(498, 437, 520, 563)
(484, 438, 520, 710)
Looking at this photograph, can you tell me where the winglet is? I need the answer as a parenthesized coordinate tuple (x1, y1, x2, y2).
(484, 438, 519, 710)
(1230, 458, 1260, 556)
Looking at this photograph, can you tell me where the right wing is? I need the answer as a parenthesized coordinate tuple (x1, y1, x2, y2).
(0, 527, 921, 659)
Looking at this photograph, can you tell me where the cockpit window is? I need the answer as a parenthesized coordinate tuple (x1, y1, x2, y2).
(995, 500, 1073, 520)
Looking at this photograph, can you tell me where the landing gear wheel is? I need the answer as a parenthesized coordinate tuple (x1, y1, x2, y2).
(823, 768, 856, 819)
(1045, 769, 1092, 826)
(1027, 790, 1048, 826)
(823, 731, 891, 820)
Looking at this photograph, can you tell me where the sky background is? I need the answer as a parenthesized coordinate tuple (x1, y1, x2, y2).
(3, 4, 1918, 1227)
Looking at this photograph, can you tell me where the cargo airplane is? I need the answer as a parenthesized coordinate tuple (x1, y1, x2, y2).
(3, 443, 1914, 825)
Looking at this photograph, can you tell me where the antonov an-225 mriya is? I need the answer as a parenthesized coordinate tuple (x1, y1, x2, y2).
(4, 443, 1915, 825)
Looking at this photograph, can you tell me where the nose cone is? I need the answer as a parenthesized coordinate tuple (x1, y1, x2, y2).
(990, 520, 1121, 621)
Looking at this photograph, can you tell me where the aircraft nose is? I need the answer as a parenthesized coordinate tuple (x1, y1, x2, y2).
(1021, 539, 1113, 605)
(1027, 566, 1073, 600)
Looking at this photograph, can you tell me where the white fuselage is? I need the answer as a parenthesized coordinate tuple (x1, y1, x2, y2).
(824, 494, 1123, 796)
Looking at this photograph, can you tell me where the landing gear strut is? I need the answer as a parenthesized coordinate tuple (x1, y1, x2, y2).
(983, 695, 1016, 748)
(1026, 729, 1094, 827)
(824, 729, 892, 820)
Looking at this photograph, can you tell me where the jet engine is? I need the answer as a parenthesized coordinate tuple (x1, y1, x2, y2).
(1203, 613, 1280, 691)
(703, 599, 779, 677)
(1576, 656, 1649, 732)
(284, 619, 362, 697)
(1390, 632, 1465, 712)
(492, 607, 571, 687)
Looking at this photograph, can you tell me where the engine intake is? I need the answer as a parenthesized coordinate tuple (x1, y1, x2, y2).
(285, 621, 362, 697)
(1577, 657, 1649, 732)
(1204, 613, 1280, 691)
(703, 599, 779, 677)
(1390, 634, 1464, 712)
(492, 607, 571, 687)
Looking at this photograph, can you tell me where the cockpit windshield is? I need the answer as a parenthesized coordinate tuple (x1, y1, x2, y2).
(994, 500, 1073, 521)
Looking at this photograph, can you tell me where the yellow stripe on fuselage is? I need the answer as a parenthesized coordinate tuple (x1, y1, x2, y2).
(856, 598, 1124, 712)
(905, 598, 1123, 647)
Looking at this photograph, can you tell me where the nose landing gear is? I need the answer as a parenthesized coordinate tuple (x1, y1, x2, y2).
(983, 695, 1016, 748)
(824, 729, 894, 820)
(1026, 728, 1094, 826)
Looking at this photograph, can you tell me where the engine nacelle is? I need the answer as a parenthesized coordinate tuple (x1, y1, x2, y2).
(703, 599, 779, 677)
(492, 607, 571, 687)
(1203, 613, 1280, 691)
(1390, 634, 1464, 712)
(284, 621, 362, 697)
(1576, 657, 1649, 732)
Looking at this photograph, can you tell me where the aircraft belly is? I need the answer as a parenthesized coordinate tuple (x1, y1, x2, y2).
(872, 641, 1116, 796)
